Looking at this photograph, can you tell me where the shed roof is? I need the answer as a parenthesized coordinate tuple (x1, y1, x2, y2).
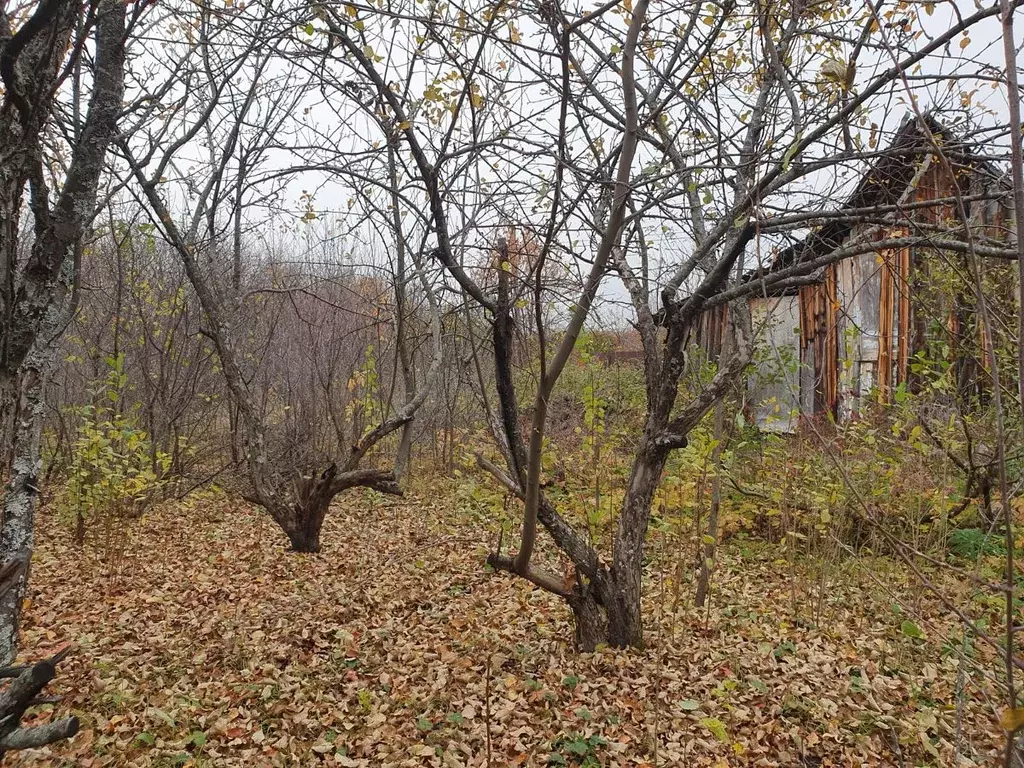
(743, 113, 999, 287)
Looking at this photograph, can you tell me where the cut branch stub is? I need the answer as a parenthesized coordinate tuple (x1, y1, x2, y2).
(653, 433, 689, 451)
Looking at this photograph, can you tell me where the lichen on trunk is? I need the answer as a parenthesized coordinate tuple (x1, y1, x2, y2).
(0, 352, 54, 665)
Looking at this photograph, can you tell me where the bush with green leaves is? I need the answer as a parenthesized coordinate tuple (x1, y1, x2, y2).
(948, 527, 1007, 561)
(60, 354, 170, 539)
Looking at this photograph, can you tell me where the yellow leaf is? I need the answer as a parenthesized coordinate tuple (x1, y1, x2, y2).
(1001, 707, 1024, 732)
(820, 58, 849, 84)
(959, 36, 970, 49)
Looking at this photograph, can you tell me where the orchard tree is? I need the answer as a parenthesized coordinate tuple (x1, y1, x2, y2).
(118, 0, 442, 552)
(0, 0, 136, 658)
(310, 0, 1022, 649)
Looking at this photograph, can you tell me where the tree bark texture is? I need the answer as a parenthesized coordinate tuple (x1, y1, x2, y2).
(269, 464, 399, 553)
(0, 363, 46, 665)
(0, 0, 127, 663)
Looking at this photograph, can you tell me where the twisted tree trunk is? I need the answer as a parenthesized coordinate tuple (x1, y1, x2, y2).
(269, 465, 402, 553)
(124, 161, 418, 551)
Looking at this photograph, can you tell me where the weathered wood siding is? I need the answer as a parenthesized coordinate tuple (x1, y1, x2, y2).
(797, 264, 838, 419)
(744, 151, 1015, 429)
(747, 295, 803, 432)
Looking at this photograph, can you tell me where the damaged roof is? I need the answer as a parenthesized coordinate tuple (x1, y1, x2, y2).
(744, 113, 1000, 287)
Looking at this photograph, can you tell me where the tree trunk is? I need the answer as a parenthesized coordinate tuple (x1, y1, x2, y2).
(282, 497, 330, 553)
(0, 0, 125, 671)
(275, 468, 338, 554)
(568, 586, 607, 652)
(0, 648, 79, 756)
(387, 138, 415, 483)
(228, 402, 240, 465)
(74, 509, 86, 546)
(0, 372, 18, 479)
(566, 577, 639, 652)
(0, 358, 51, 665)
(394, 420, 413, 481)
(695, 398, 727, 607)
(610, 442, 669, 649)
(0, 252, 80, 666)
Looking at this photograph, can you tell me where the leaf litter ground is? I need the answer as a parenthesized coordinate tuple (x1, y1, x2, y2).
(8, 489, 1010, 766)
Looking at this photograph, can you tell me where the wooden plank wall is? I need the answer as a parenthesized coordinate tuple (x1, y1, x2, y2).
(876, 244, 911, 401)
(797, 264, 839, 419)
(695, 304, 728, 361)
(896, 246, 911, 387)
(778, 154, 1012, 423)
(878, 252, 894, 401)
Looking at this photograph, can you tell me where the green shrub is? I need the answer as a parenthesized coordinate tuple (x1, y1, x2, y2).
(948, 527, 1005, 561)
(60, 354, 169, 541)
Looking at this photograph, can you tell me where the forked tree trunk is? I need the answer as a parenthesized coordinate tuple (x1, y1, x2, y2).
(261, 464, 403, 554)
(567, 585, 607, 652)
(271, 465, 338, 554)
(128, 146, 439, 554)
(482, 409, 667, 650)
(566, 576, 639, 653)
(559, 439, 673, 651)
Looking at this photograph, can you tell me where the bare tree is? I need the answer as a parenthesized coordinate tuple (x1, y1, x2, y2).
(118, 0, 442, 551)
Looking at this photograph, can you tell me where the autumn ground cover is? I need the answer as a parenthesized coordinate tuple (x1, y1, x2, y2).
(7, 481, 1008, 768)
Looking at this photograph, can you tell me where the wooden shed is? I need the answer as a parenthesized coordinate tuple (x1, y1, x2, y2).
(732, 116, 1017, 429)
